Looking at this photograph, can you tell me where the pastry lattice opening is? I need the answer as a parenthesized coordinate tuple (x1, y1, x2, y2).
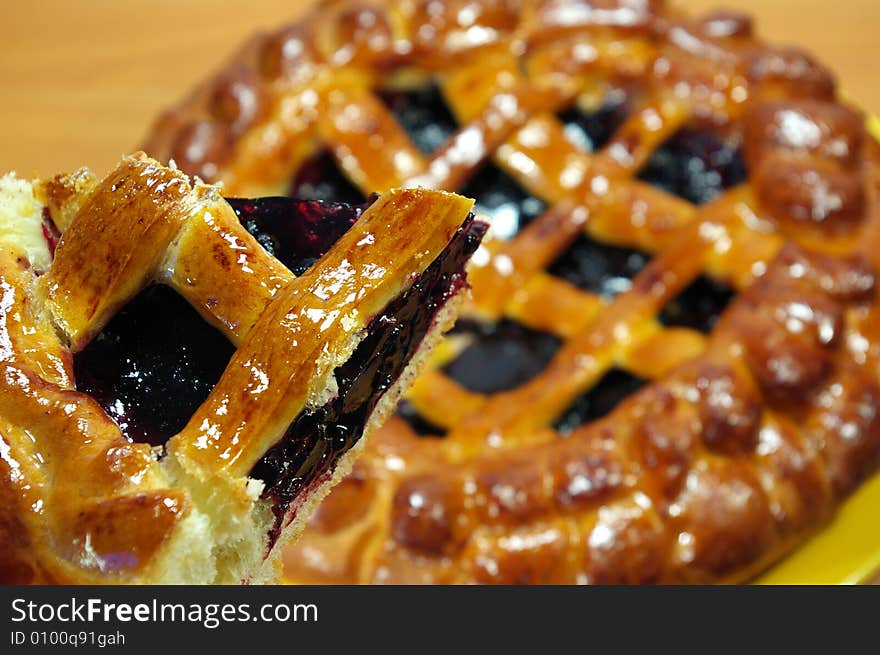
(442, 319, 563, 394)
(289, 150, 366, 204)
(460, 163, 549, 239)
(74, 285, 235, 447)
(142, 0, 880, 584)
(548, 233, 649, 297)
(553, 368, 647, 434)
(557, 94, 631, 154)
(299, 91, 745, 441)
(638, 128, 748, 205)
(658, 275, 735, 333)
(378, 83, 458, 156)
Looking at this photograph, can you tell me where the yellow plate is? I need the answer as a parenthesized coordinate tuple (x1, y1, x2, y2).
(756, 473, 880, 584)
(756, 114, 880, 585)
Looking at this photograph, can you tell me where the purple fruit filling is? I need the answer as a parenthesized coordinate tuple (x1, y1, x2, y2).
(391, 90, 742, 436)
(74, 286, 235, 446)
(553, 369, 647, 435)
(252, 214, 486, 545)
(557, 97, 630, 153)
(378, 84, 458, 155)
(73, 197, 486, 545)
(637, 128, 747, 205)
(288, 151, 365, 204)
(659, 275, 734, 333)
(549, 234, 650, 299)
(226, 196, 371, 275)
(442, 319, 562, 394)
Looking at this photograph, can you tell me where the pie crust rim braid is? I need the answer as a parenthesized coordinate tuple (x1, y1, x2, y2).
(753, 115, 880, 585)
(142, 0, 880, 584)
(0, 151, 482, 584)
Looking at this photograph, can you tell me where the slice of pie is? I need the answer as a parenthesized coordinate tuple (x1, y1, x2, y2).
(143, 1, 880, 584)
(0, 152, 484, 584)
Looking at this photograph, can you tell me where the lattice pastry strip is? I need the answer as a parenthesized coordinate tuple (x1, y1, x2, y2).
(0, 152, 481, 583)
(140, 0, 880, 584)
(315, 241, 880, 584)
(396, 220, 725, 462)
(405, 192, 788, 461)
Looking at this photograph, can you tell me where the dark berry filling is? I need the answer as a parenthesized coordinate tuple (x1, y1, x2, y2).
(441, 319, 562, 394)
(659, 275, 734, 333)
(251, 215, 487, 545)
(554, 369, 647, 434)
(362, 88, 740, 445)
(397, 399, 447, 437)
(548, 234, 650, 298)
(72, 195, 485, 503)
(226, 196, 370, 275)
(74, 198, 379, 445)
(637, 128, 747, 205)
(378, 83, 458, 155)
(459, 163, 547, 239)
(288, 150, 366, 204)
(74, 285, 236, 447)
(557, 97, 630, 153)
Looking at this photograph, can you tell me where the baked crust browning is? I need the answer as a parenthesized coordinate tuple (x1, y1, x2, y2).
(143, 0, 880, 583)
(0, 153, 476, 583)
(381, 246, 879, 583)
(286, 231, 880, 585)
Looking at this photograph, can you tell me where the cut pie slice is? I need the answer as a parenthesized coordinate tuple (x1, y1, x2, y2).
(142, 1, 880, 584)
(0, 152, 485, 584)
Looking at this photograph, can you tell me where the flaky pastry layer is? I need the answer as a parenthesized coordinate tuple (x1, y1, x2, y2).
(0, 153, 476, 583)
(139, 0, 880, 583)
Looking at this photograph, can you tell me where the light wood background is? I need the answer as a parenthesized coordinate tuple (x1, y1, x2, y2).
(1, 0, 879, 179)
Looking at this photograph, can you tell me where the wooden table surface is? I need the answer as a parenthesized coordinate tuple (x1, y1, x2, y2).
(2, 0, 879, 178)
(2, 1, 879, 583)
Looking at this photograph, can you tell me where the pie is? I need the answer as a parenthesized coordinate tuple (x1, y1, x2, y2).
(144, 1, 880, 583)
(0, 152, 483, 584)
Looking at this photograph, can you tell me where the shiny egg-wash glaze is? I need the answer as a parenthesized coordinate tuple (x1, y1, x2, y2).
(0, 154, 479, 583)
(144, 1, 880, 583)
(73, 200, 371, 447)
(73, 197, 484, 550)
(252, 215, 484, 545)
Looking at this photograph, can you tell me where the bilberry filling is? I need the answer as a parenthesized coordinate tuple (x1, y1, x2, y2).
(394, 90, 744, 434)
(73, 197, 485, 548)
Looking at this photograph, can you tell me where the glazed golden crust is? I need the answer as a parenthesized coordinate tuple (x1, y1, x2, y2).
(0, 244, 182, 583)
(170, 189, 473, 476)
(375, 246, 880, 583)
(143, 0, 880, 583)
(0, 153, 474, 583)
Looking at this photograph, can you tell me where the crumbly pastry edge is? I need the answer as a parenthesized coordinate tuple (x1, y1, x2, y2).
(0, 158, 475, 584)
(102, 1, 880, 583)
(0, 174, 52, 271)
(250, 293, 465, 584)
